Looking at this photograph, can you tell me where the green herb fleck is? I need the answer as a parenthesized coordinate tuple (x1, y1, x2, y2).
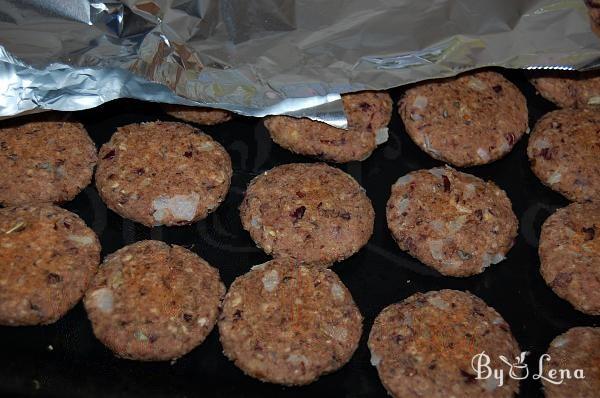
(134, 330, 148, 341)
(4, 221, 26, 234)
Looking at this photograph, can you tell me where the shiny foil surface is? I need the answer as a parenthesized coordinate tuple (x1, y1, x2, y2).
(0, 0, 599, 127)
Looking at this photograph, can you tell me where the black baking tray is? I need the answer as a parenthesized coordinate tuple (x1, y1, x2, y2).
(0, 69, 597, 398)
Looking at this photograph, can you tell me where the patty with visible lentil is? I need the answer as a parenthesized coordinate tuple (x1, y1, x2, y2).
(399, 70, 528, 167)
(0, 115, 97, 206)
(84, 240, 225, 361)
(368, 290, 521, 398)
(95, 121, 232, 226)
(240, 163, 374, 266)
(218, 258, 362, 385)
(0, 204, 100, 326)
(386, 167, 518, 277)
(264, 91, 392, 163)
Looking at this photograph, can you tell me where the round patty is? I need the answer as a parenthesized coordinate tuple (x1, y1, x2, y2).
(95, 121, 232, 226)
(386, 167, 518, 277)
(0, 205, 100, 326)
(0, 116, 98, 206)
(542, 327, 600, 398)
(539, 202, 600, 315)
(399, 70, 528, 167)
(239, 163, 374, 266)
(84, 240, 225, 361)
(530, 70, 600, 108)
(218, 258, 363, 385)
(264, 91, 392, 163)
(368, 290, 521, 398)
(527, 108, 600, 203)
(163, 104, 233, 125)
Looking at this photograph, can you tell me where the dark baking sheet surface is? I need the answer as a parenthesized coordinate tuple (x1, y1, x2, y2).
(0, 69, 597, 398)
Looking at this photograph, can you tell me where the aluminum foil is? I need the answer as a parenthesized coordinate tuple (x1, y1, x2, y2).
(1, 0, 599, 127)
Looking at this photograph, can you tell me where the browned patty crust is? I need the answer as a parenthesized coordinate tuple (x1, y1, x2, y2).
(399, 70, 528, 167)
(539, 202, 600, 315)
(527, 108, 600, 203)
(163, 104, 233, 125)
(0, 205, 100, 326)
(530, 70, 600, 109)
(95, 122, 232, 227)
(368, 290, 521, 398)
(542, 327, 600, 398)
(264, 91, 392, 163)
(239, 163, 374, 266)
(218, 258, 363, 385)
(84, 240, 225, 361)
(0, 117, 97, 206)
(386, 167, 518, 277)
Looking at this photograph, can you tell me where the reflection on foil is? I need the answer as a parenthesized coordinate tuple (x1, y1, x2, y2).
(0, 0, 599, 127)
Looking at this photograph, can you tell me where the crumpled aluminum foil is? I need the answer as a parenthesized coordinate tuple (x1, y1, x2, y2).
(0, 0, 599, 127)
